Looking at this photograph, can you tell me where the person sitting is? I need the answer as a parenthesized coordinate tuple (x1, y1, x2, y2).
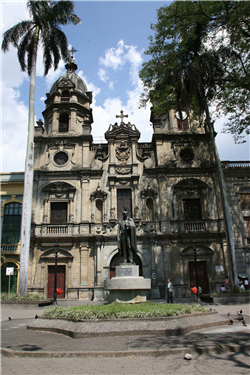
(220, 285, 226, 292)
(225, 276, 230, 290)
(239, 281, 245, 290)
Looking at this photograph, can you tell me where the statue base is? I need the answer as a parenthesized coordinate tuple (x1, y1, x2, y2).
(104, 264, 151, 303)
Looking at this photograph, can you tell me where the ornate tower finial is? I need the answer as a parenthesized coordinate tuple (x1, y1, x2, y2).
(65, 46, 78, 73)
(69, 46, 78, 60)
(116, 110, 128, 125)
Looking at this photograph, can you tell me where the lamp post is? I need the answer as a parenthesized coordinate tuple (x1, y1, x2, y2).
(193, 242, 199, 300)
(53, 242, 59, 306)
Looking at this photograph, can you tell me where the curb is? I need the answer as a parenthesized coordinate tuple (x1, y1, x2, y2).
(1, 344, 250, 358)
(27, 320, 227, 338)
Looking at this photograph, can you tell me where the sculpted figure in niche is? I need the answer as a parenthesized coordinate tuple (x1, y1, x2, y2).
(117, 210, 137, 263)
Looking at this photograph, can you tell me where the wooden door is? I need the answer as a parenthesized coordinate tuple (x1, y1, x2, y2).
(50, 202, 67, 224)
(189, 261, 209, 294)
(47, 265, 65, 298)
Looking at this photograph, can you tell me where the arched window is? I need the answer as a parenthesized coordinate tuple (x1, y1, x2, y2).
(146, 198, 154, 221)
(61, 90, 70, 102)
(59, 113, 69, 132)
(2, 203, 22, 244)
(95, 199, 103, 223)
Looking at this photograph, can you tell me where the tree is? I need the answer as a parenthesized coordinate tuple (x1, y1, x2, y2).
(1, 0, 81, 295)
(1, 254, 6, 265)
(139, 1, 240, 291)
(140, 0, 250, 142)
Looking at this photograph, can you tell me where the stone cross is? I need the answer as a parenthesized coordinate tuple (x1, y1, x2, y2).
(116, 110, 128, 125)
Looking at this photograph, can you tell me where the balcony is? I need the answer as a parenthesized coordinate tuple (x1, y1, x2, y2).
(1, 243, 20, 254)
(169, 220, 224, 234)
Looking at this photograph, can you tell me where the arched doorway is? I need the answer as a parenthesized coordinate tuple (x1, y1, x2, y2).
(110, 252, 143, 278)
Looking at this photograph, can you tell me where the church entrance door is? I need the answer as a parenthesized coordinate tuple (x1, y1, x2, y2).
(47, 265, 65, 298)
(189, 261, 209, 294)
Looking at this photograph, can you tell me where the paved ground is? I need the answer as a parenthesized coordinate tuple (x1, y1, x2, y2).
(1, 352, 250, 375)
(1, 299, 250, 374)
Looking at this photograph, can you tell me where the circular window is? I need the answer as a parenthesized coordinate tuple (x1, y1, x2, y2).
(180, 148, 195, 163)
(54, 151, 68, 166)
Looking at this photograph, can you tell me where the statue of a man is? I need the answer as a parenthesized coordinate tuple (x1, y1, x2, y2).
(117, 210, 137, 263)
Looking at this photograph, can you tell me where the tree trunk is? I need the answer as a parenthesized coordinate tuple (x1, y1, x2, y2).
(205, 105, 239, 292)
(18, 36, 38, 296)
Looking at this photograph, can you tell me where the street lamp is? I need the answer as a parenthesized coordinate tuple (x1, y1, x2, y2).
(53, 242, 59, 306)
(193, 242, 199, 300)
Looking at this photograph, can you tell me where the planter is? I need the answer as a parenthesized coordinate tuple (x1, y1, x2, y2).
(213, 294, 250, 305)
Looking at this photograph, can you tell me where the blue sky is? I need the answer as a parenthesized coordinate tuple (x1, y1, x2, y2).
(1, 0, 249, 172)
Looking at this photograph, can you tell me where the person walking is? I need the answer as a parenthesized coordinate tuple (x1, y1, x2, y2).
(167, 279, 173, 303)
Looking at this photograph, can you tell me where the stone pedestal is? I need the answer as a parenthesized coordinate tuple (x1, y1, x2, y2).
(93, 286, 104, 301)
(104, 264, 151, 303)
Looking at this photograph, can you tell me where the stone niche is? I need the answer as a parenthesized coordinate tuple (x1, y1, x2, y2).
(104, 264, 151, 303)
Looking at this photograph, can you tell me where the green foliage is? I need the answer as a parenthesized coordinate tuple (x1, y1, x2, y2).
(1, 0, 81, 76)
(1, 293, 45, 300)
(1, 254, 6, 265)
(42, 302, 207, 321)
(139, 1, 250, 142)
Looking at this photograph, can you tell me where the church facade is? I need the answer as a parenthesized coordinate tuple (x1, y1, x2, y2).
(23, 59, 250, 300)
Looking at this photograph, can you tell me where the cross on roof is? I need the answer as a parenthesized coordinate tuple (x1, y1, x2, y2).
(69, 47, 78, 59)
(116, 110, 128, 124)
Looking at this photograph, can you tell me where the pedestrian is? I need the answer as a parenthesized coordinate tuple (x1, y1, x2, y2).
(244, 278, 248, 290)
(167, 278, 173, 303)
(240, 280, 245, 290)
(225, 275, 230, 290)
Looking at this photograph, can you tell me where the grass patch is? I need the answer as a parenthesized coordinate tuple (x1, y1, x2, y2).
(42, 302, 208, 321)
(1, 293, 45, 301)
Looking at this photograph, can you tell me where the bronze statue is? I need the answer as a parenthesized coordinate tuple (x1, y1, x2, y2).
(117, 210, 137, 263)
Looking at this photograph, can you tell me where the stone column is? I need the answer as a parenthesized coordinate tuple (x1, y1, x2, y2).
(82, 141, 90, 167)
(70, 108, 77, 132)
(109, 185, 116, 219)
(150, 238, 160, 298)
(93, 239, 104, 301)
(81, 177, 89, 221)
(80, 244, 89, 285)
(51, 109, 58, 135)
(158, 175, 166, 221)
(96, 240, 101, 286)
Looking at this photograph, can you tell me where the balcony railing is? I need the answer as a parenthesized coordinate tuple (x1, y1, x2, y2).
(184, 221, 206, 231)
(1, 244, 20, 253)
(222, 161, 250, 169)
(46, 226, 68, 235)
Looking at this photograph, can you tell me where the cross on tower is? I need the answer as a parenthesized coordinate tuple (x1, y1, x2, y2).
(116, 110, 128, 125)
(69, 47, 78, 59)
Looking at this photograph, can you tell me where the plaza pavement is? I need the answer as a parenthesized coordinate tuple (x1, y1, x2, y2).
(1, 299, 250, 374)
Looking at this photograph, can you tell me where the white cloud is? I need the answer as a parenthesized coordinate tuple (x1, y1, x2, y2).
(98, 68, 109, 82)
(1, 85, 28, 172)
(98, 40, 144, 88)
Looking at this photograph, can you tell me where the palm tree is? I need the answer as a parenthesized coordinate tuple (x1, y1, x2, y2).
(1, 0, 81, 295)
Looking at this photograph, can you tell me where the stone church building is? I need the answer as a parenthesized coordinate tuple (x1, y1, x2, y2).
(23, 59, 249, 300)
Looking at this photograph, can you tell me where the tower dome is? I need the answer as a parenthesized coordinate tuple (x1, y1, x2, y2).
(49, 58, 87, 96)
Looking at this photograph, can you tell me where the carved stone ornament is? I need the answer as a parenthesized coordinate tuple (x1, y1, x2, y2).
(90, 184, 107, 201)
(115, 141, 131, 164)
(141, 183, 158, 199)
(42, 181, 76, 197)
(115, 166, 131, 175)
